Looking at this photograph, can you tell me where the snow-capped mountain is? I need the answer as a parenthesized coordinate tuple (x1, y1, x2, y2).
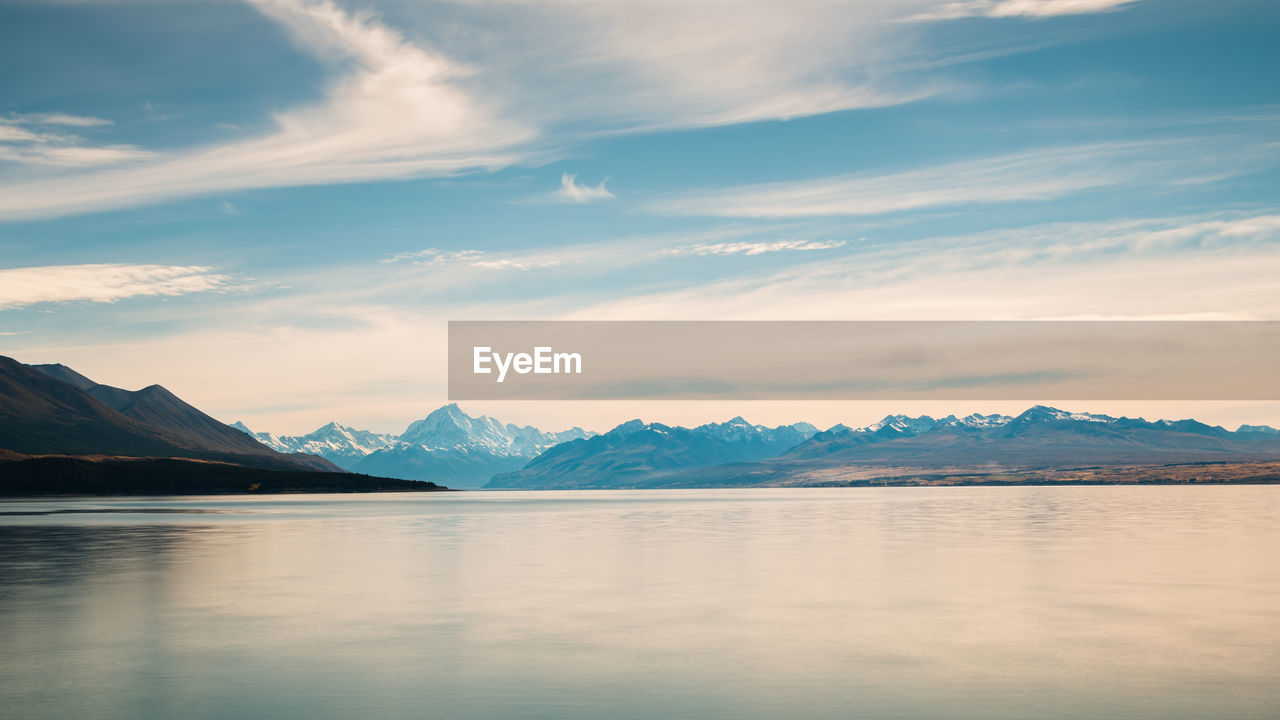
(395, 403, 586, 456)
(1237, 424, 1279, 435)
(488, 417, 818, 489)
(703, 416, 819, 442)
(232, 405, 1280, 490)
(238, 405, 593, 487)
(864, 414, 942, 434)
(659, 405, 1280, 487)
(232, 421, 396, 469)
(944, 413, 1014, 428)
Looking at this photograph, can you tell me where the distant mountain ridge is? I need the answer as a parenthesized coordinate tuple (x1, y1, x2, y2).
(232, 421, 396, 467)
(237, 404, 1280, 490)
(1238, 424, 1280, 435)
(487, 416, 818, 489)
(651, 406, 1280, 488)
(237, 404, 593, 488)
(16, 353, 1278, 492)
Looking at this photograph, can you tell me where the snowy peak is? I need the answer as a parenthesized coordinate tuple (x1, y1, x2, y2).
(491, 415, 819, 489)
(553, 427, 591, 443)
(935, 413, 1013, 429)
(606, 419, 663, 437)
(1014, 405, 1115, 425)
(603, 418, 817, 445)
(232, 420, 395, 468)
(864, 414, 937, 435)
(245, 404, 593, 474)
(395, 405, 594, 457)
(961, 412, 1013, 428)
(1238, 424, 1280, 435)
(700, 416, 768, 440)
(298, 422, 396, 453)
(402, 404, 501, 445)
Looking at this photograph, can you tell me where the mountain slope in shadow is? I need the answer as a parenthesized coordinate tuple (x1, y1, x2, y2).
(1, 356, 337, 472)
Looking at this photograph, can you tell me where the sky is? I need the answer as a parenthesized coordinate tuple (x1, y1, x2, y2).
(1, 0, 1279, 436)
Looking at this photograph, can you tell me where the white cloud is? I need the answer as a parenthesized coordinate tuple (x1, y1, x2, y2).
(0, 143, 151, 167)
(468, 257, 561, 270)
(383, 248, 484, 265)
(551, 173, 614, 203)
(652, 140, 1269, 218)
(0, 264, 234, 309)
(4, 112, 112, 127)
(570, 212, 1280, 321)
(659, 239, 848, 256)
(0, 0, 533, 220)
(12, 211, 1274, 433)
(910, 0, 1139, 20)
(382, 247, 559, 270)
(0, 0, 1154, 220)
(0, 115, 147, 168)
(0, 125, 39, 143)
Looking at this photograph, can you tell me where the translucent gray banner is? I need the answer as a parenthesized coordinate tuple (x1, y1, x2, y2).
(448, 321, 1280, 400)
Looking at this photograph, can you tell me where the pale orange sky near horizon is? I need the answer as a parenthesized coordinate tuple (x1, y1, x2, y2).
(12, 340, 1279, 436)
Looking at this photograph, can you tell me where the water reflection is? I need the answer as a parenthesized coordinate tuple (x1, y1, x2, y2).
(1, 488, 1278, 719)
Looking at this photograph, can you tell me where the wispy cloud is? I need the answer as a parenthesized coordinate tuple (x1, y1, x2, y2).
(0, 143, 151, 167)
(4, 112, 112, 127)
(551, 173, 614, 203)
(0, 264, 233, 309)
(14, 211, 1274, 433)
(0, 0, 1145, 221)
(0, 0, 533, 220)
(659, 239, 848, 256)
(382, 248, 559, 270)
(651, 141, 1270, 218)
(572, 212, 1280, 321)
(0, 114, 146, 168)
(910, 0, 1140, 21)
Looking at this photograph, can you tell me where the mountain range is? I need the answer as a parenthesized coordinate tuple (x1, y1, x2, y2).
(238, 405, 1280, 489)
(230, 420, 397, 467)
(235, 404, 592, 488)
(642, 407, 1280, 488)
(0, 355, 446, 495)
(1, 357, 335, 471)
(5, 352, 1279, 492)
(487, 417, 818, 489)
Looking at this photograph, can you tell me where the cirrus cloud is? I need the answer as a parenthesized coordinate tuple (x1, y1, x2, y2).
(0, 264, 234, 309)
(0, 0, 534, 220)
(651, 140, 1273, 218)
(382, 247, 560, 270)
(0, 0, 1151, 221)
(0, 114, 147, 168)
(910, 0, 1140, 20)
(659, 239, 849, 256)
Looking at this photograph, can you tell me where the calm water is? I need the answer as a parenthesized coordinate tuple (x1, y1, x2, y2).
(1, 487, 1278, 719)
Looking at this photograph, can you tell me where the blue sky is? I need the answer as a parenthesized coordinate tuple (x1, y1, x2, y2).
(1, 0, 1279, 434)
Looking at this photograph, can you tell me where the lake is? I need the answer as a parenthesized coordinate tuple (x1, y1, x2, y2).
(2, 487, 1278, 719)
